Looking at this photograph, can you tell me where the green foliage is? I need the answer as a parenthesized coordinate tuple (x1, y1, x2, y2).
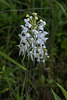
(0, 51, 26, 70)
(51, 82, 67, 100)
(56, 83, 67, 100)
(51, 89, 62, 100)
(39, 75, 46, 86)
(0, 0, 67, 100)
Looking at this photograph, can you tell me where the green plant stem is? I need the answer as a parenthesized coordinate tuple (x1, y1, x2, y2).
(25, 61, 30, 100)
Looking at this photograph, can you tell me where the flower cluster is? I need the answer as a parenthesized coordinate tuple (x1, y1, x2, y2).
(18, 12, 49, 63)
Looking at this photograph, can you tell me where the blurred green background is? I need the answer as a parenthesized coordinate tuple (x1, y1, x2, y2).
(0, 0, 67, 100)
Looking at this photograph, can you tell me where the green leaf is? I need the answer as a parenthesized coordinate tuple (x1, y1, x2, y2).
(56, 83, 67, 100)
(53, 0, 67, 17)
(51, 89, 62, 100)
(0, 88, 9, 94)
(52, 81, 67, 100)
(0, 51, 26, 71)
(0, 0, 11, 8)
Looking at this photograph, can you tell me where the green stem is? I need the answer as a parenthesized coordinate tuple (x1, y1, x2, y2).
(25, 61, 30, 100)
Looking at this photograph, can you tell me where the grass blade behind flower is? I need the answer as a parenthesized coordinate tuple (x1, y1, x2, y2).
(0, 51, 26, 71)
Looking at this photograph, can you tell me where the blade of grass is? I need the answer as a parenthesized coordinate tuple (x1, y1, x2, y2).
(52, 80, 67, 100)
(0, 7, 51, 15)
(0, 88, 9, 94)
(3, 65, 17, 99)
(56, 83, 67, 100)
(0, 0, 12, 8)
(0, 51, 26, 70)
(53, 0, 67, 17)
(16, 0, 28, 7)
(51, 89, 62, 100)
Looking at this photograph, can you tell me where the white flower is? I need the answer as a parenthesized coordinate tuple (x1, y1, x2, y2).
(30, 16, 33, 19)
(20, 25, 24, 28)
(37, 39, 42, 44)
(43, 31, 49, 35)
(38, 19, 46, 31)
(40, 19, 43, 22)
(40, 19, 46, 25)
(21, 25, 28, 34)
(43, 45, 46, 48)
(43, 60, 45, 63)
(24, 19, 32, 28)
(18, 12, 49, 63)
(24, 19, 27, 22)
(38, 25, 44, 31)
(25, 22, 32, 28)
(42, 21, 46, 26)
(27, 18, 30, 21)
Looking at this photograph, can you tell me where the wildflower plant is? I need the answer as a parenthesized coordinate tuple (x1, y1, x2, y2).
(18, 12, 49, 63)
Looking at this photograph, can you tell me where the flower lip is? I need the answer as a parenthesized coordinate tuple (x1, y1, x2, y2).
(43, 31, 49, 35)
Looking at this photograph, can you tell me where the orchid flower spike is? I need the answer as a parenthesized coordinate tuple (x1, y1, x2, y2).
(18, 12, 49, 63)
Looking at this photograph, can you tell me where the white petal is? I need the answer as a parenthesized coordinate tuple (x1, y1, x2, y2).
(43, 46, 46, 48)
(21, 27, 28, 34)
(24, 19, 27, 22)
(43, 38, 48, 42)
(40, 19, 46, 25)
(31, 38, 34, 41)
(40, 33, 45, 38)
(18, 34, 22, 38)
(26, 33, 30, 37)
(38, 25, 44, 31)
(43, 31, 49, 35)
(43, 60, 45, 63)
(30, 16, 33, 19)
(27, 18, 30, 21)
(37, 39, 42, 44)
(43, 21, 46, 25)
(37, 55, 40, 62)
(25, 22, 32, 28)
(20, 25, 24, 28)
